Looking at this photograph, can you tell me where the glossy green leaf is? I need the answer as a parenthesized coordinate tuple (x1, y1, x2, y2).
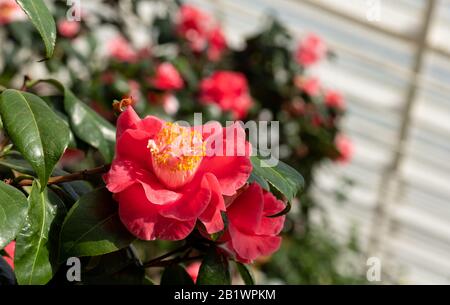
(16, 0, 56, 58)
(250, 155, 304, 202)
(236, 262, 254, 285)
(0, 181, 29, 249)
(27, 79, 116, 162)
(63, 88, 116, 162)
(0, 90, 70, 189)
(160, 264, 194, 285)
(59, 188, 135, 262)
(0, 154, 35, 175)
(82, 250, 150, 285)
(14, 182, 66, 285)
(248, 172, 270, 191)
(197, 248, 231, 285)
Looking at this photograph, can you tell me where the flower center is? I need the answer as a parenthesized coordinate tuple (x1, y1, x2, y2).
(147, 122, 205, 189)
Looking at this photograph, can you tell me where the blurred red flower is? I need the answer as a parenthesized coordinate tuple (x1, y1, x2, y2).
(295, 33, 327, 67)
(335, 134, 353, 163)
(57, 20, 81, 38)
(176, 4, 227, 61)
(295, 76, 321, 96)
(58, 148, 85, 168)
(150, 63, 184, 91)
(108, 36, 137, 63)
(207, 26, 227, 61)
(325, 89, 345, 111)
(200, 71, 253, 120)
(0, 0, 26, 25)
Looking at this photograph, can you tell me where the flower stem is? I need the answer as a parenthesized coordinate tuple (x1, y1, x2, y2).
(144, 255, 203, 268)
(142, 244, 192, 268)
(5, 164, 111, 186)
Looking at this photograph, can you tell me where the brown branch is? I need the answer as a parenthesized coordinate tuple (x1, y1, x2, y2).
(7, 164, 111, 186)
(142, 244, 191, 268)
(144, 255, 203, 268)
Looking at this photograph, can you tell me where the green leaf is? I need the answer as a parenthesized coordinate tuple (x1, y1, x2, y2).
(16, 0, 56, 58)
(59, 188, 135, 262)
(236, 262, 254, 285)
(27, 80, 116, 163)
(160, 264, 194, 285)
(84, 264, 149, 285)
(248, 172, 270, 191)
(63, 88, 116, 162)
(250, 155, 304, 202)
(0, 154, 35, 175)
(0, 90, 70, 189)
(14, 182, 66, 285)
(0, 181, 29, 249)
(197, 248, 231, 285)
(172, 57, 198, 88)
(81, 249, 150, 285)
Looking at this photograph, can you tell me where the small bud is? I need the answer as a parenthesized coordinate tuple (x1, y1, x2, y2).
(113, 96, 134, 114)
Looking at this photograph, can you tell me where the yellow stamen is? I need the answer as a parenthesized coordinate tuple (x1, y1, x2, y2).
(147, 122, 205, 173)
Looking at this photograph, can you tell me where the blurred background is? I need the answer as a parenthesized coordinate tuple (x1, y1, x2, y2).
(2, 0, 450, 284)
(189, 0, 450, 284)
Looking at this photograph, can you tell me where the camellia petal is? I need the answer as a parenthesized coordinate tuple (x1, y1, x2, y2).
(199, 123, 252, 196)
(104, 159, 143, 193)
(227, 225, 282, 263)
(116, 106, 141, 139)
(117, 184, 196, 240)
(221, 183, 286, 263)
(257, 191, 286, 236)
(227, 183, 263, 234)
(157, 174, 211, 221)
(199, 173, 226, 234)
(116, 129, 153, 169)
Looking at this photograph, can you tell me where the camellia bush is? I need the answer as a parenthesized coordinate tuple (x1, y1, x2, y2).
(0, 0, 361, 285)
(0, 0, 304, 285)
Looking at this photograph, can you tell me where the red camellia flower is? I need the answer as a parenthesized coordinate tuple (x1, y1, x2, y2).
(150, 63, 184, 91)
(325, 89, 345, 111)
(199, 71, 253, 120)
(127, 80, 141, 102)
(58, 148, 85, 168)
(176, 4, 211, 52)
(104, 107, 252, 240)
(207, 26, 227, 62)
(2, 241, 15, 269)
(295, 76, 321, 96)
(57, 20, 81, 38)
(0, 0, 26, 25)
(295, 33, 327, 67)
(335, 134, 353, 163)
(176, 5, 227, 60)
(108, 36, 137, 63)
(221, 183, 286, 263)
